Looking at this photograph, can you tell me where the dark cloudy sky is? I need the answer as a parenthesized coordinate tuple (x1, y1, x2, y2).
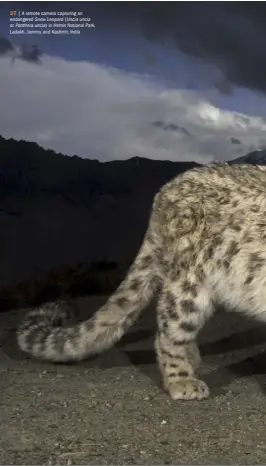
(1, 1, 266, 163)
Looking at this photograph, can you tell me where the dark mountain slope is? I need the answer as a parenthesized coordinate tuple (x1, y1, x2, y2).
(0, 136, 199, 286)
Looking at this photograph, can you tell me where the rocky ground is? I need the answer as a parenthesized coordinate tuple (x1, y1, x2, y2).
(1, 296, 266, 464)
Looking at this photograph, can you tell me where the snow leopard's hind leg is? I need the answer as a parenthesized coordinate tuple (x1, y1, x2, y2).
(155, 272, 214, 400)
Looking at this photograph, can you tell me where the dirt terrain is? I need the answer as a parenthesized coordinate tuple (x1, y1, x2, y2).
(1, 296, 266, 464)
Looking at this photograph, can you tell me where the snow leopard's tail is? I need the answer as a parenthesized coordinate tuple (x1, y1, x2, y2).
(17, 225, 160, 362)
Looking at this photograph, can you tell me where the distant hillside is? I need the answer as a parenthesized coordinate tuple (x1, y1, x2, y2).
(0, 135, 264, 289)
(230, 149, 266, 165)
(0, 135, 199, 287)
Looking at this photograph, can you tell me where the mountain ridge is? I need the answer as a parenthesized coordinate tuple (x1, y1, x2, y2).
(0, 135, 264, 288)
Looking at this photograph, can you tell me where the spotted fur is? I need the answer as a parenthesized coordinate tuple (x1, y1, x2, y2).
(17, 163, 266, 400)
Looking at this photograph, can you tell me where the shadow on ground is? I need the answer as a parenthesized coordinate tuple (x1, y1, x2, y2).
(2, 296, 266, 400)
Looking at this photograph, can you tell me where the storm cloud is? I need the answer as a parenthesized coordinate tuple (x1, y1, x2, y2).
(0, 34, 42, 63)
(84, 2, 266, 95)
(0, 35, 13, 54)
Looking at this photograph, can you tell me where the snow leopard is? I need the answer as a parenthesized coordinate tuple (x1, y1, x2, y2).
(17, 162, 266, 400)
